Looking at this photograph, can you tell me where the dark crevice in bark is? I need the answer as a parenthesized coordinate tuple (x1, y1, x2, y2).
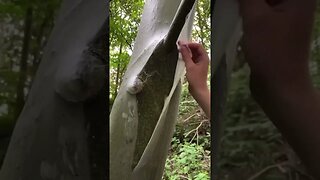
(84, 19, 108, 180)
(84, 87, 108, 180)
(164, 0, 196, 50)
(133, 40, 179, 169)
(212, 56, 228, 180)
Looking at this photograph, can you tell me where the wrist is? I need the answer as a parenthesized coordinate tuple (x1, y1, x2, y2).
(189, 85, 209, 99)
(190, 86, 210, 118)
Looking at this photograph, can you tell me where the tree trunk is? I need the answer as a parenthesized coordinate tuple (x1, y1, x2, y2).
(211, 0, 242, 178)
(15, 7, 33, 121)
(109, 0, 197, 179)
(0, 1, 108, 179)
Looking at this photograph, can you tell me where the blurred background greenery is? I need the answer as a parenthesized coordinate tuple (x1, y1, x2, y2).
(0, 0, 62, 167)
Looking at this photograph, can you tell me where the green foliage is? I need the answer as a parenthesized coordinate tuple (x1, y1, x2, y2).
(192, 0, 210, 50)
(0, 2, 23, 17)
(163, 79, 210, 180)
(109, 0, 144, 100)
(163, 137, 210, 180)
(0, 0, 61, 19)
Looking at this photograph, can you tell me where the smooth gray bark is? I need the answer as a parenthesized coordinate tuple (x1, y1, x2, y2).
(0, 0, 108, 179)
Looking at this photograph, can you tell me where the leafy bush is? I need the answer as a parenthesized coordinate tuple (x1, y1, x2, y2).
(163, 137, 210, 180)
(162, 80, 211, 180)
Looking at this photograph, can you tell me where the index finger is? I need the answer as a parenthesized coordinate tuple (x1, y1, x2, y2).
(186, 43, 209, 62)
(186, 43, 207, 54)
(178, 42, 195, 69)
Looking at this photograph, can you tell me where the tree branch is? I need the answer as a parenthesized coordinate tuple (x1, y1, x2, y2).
(164, 0, 196, 50)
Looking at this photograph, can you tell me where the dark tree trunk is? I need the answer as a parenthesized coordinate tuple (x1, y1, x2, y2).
(15, 7, 33, 120)
(0, 1, 108, 179)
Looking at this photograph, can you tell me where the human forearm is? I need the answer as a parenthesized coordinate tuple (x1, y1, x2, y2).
(250, 72, 320, 178)
(178, 41, 210, 118)
(191, 87, 210, 118)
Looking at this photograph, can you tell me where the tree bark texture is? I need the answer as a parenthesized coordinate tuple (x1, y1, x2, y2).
(0, 0, 108, 179)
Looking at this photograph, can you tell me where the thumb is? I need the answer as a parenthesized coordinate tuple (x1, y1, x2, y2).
(178, 41, 194, 68)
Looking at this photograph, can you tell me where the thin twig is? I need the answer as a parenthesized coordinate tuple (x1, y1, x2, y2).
(247, 162, 288, 180)
(182, 113, 198, 123)
(187, 121, 204, 144)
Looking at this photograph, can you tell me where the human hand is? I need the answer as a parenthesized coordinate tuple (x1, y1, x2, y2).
(178, 41, 209, 96)
(239, 0, 316, 93)
(178, 41, 210, 118)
